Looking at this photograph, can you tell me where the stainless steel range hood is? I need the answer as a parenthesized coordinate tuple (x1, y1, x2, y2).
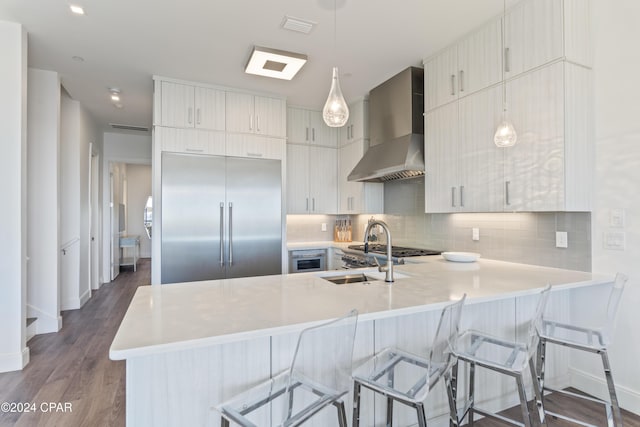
(348, 66, 424, 183)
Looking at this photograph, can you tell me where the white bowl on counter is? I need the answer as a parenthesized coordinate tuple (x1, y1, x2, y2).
(442, 252, 481, 263)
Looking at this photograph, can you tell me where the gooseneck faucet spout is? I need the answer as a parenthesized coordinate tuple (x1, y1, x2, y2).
(364, 220, 394, 283)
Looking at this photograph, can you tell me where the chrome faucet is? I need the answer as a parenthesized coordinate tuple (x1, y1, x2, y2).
(364, 220, 394, 283)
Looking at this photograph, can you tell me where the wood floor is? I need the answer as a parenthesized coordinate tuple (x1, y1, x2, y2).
(0, 259, 638, 426)
(0, 260, 149, 427)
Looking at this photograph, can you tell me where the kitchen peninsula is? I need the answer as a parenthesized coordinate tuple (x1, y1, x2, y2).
(110, 257, 613, 427)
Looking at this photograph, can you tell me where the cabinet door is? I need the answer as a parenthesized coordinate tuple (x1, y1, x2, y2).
(309, 146, 337, 214)
(504, 62, 564, 211)
(424, 45, 458, 111)
(457, 19, 503, 96)
(286, 107, 310, 144)
(225, 92, 254, 133)
(339, 100, 366, 145)
(195, 87, 225, 130)
(338, 141, 364, 213)
(226, 134, 284, 160)
(160, 82, 195, 128)
(505, 0, 563, 78)
(255, 96, 285, 137)
(309, 110, 338, 147)
(458, 86, 504, 212)
(424, 102, 459, 213)
(286, 144, 310, 214)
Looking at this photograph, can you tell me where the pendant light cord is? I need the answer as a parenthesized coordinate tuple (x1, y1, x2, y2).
(502, 0, 507, 113)
(333, 0, 337, 64)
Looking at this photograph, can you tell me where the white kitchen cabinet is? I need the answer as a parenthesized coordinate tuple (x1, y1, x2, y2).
(338, 140, 383, 214)
(339, 100, 368, 146)
(425, 85, 503, 213)
(226, 92, 285, 138)
(504, 0, 592, 79)
(157, 81, 225, 130)
(424, 19, 502, 112)
(286, 144, 337, 214)
(155, 126, 225, 156)
(503, 61, 592, 212)
(286, 107, 338, 147)
(226, 133, 284, 160)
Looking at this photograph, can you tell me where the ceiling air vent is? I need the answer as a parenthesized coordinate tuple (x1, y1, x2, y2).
(281, 16, 316, 34)
(109, 123, 149, 132)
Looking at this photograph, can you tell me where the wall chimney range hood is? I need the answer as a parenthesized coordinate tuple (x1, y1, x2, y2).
(348, 66, 424, 183)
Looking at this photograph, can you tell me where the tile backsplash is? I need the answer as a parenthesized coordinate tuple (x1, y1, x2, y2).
(287, 179, 592, 272)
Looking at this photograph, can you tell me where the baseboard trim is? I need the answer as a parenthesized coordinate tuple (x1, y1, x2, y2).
(570, 367, 640, 416)
(26, 304, 62, 334)
(0, 347, 29, 373)
(79, 288, 91, 307)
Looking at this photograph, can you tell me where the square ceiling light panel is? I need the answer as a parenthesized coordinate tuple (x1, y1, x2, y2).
(244, 46, 308, 80)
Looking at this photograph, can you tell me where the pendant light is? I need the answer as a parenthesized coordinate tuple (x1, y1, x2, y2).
(494, 0, 517, 147)
(323, 0, 349, 127)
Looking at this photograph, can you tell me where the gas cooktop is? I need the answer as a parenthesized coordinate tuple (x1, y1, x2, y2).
(347, 244, 441, 258)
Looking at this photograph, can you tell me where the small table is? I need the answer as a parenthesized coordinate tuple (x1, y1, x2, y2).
(119, 235, 140, 272)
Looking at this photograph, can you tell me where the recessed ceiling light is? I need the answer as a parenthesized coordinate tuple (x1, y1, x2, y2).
(109, 88, 121, 102)
(244, 46, 307, 80)
(69, 4, 85, 15)
(281, 16, 316, 34)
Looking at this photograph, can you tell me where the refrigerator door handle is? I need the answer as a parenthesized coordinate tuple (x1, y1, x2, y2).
(219, 202, 225, 266)
(228, 202, 233, 266)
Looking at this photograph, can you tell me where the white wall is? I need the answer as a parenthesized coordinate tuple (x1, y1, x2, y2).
(126, 165, 152, 258)
(575, 0, 640, 415)
(101, 132, 151, 283)
(27, 68, 62, 334)
(0, 21, 28, 373)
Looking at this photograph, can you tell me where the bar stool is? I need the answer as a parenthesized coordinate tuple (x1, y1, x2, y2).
(453, 286, 551, 427)
(351, 295, 466, 427)
(537, 273, 628, 427)
(215, 309, 358, 427)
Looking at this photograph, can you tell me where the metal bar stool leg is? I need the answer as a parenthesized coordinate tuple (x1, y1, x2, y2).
(445, 370, 460, 427)
(536, 338, 547, 401)
(386, 368, 395, 427)
(468, 361, 476, 426)
(601, 350, 624, 427)
(416, 402, 428, 427)
(515, 373, 533, 427)
(333, 400, 348, 427)
(529, 357, 546, 426)
(352, 380, 362, 427)
(221, 417, 230, 427)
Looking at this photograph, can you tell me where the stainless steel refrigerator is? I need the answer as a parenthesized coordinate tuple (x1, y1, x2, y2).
(161, 152, 282, 284)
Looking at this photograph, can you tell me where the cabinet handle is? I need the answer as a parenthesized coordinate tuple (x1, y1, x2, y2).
(505, 48, 511, 73)
(351, 125, 354, 139)
(505, 181, 511, 206)
(220, 203, 224, 266)
(460, 185, 465, 207)
(312, 198, 316, 212)
(450, 74, 456, 96)
(246, 152, 263, 158)
(347, 125, 350, 140)
(188, 107, 193, 124)
(249, 114, 253, 131)
(228, 203, 233, 266)
(451, 187, 457, 207)
(459, 70, 464, 92)
(312, 128, 315, 141)
(256, 115, 260, 132)
(306, 198, 309, 212)
(196, 108, 201, 125)
(306, 127, 309, 141)
(185, 148, 204, 153)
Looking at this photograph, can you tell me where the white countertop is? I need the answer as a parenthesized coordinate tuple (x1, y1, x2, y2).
(286, 240, 353, 250)
(109, 257, 612, 360)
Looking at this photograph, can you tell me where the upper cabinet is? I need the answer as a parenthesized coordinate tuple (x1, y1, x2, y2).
(339, 100, 368, 145)
(156, 81, 225, 130)
(226, 92, 286, 138)
(505, 0, 592, 78)
(425, 19, 502, 112)
(287, 107, 338, 147)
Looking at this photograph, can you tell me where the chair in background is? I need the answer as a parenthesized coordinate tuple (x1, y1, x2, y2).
(453, 286, 551, 427)
(537, 273, 628, 427)
(215, 309, 358, 427)
(351, 295, 466, 427)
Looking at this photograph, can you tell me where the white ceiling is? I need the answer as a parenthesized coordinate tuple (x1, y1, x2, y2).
(0, 0, 513, 133)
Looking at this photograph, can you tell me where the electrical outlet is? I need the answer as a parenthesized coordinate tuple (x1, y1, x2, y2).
(610, 209, 625, 228)
(556, 231, 568, 248)
(472, 228, 480, 241)
(604, 231, 625, 250)
(321, 223, 327, 232)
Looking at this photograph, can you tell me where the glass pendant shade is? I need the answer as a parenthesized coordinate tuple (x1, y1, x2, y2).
(494, 118, 517, 148)
(323, 67, 349, 127)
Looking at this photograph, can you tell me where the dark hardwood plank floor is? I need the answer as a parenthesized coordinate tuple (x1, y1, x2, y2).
(0, 260, 149, 427)
(1, 259, 639, 426)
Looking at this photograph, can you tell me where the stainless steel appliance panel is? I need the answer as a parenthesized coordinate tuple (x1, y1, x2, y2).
(161, 153, 226, 283)
(225, 157, 282, 279)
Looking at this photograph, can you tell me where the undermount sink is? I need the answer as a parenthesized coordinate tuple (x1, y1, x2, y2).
(323, 273, 378, 285)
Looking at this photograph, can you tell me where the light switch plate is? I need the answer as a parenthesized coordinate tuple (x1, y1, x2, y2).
(610, 208, 625, 228)
(556, 231, 568, 248)
(604, 231, 625, 250)
(472, 228, 480, 241)
(321, 223, 327, 232)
